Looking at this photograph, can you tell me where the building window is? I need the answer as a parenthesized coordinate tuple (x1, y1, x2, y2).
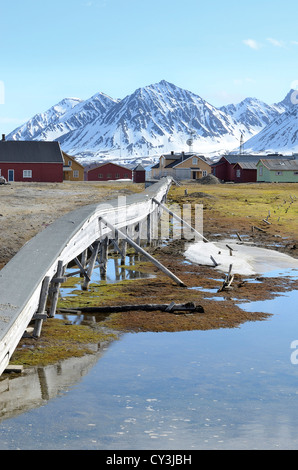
(107, 173, 112, 178)
(98, 173, 103, 179)
(275, 171, 283, 176)
(68, 160, 72, 166)
(73, 170, 79, 178)
(124, 173, 129, 178)
(259, 166, 263, 176)
(192, 157, 198, 165)
(236, 169, 241, 178)
(294, 172, 298, 175)
(202, 170, 207, 177)
(116, 173, 120, 178)
(23, 170, 32, 178)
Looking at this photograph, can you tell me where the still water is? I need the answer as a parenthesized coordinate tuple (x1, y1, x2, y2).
(0, 269, 298, 450)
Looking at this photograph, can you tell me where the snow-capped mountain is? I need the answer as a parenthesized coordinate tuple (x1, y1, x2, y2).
(243, 103, 298, 154)
(6, 81, 297, 162)
(220, 97, 285, 136)
(10, 92, 118, 148)
(57, 80, 250, 159)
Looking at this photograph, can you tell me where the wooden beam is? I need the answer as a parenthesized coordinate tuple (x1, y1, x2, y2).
(74, 256, 91, 281)
(99, 217, 187, 287)
(33, 276, 51, 337)
(82, 241, 100, 290)
(49, 261, 65, 318)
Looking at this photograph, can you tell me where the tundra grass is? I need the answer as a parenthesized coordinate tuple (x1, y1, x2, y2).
(168, 182, 298, 239)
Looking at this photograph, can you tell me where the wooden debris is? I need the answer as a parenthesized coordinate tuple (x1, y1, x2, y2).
(59, 302, 204, 315)
(226, 244, 234, 256)
(218, 264, 234, 292)
(252, 225, 266, 233)
(210, 255, 219, 267)
(4, 365, 23, 373)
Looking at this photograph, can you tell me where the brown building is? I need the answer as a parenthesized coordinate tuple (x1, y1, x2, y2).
(62, 152, 85, 181)
(151, 152, 211, 180)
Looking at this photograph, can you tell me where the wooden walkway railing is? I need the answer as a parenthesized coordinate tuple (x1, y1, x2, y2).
(0, 177, 185, 376)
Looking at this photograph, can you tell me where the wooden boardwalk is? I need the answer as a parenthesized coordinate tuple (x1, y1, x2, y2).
(0, 177, 182, 376)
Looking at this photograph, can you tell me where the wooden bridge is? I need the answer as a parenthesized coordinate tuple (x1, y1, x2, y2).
(0, 177, 204, 377)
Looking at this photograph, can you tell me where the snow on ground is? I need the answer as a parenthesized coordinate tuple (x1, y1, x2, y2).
(185, 239, 298, 276)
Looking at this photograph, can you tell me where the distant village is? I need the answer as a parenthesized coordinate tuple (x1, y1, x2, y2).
(0, 134, 298, 185)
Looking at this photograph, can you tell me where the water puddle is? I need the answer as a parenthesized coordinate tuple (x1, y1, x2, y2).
(64, 253, 154, 288)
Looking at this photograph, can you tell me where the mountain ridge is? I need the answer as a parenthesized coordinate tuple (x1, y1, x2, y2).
(6, 80, 297, 162)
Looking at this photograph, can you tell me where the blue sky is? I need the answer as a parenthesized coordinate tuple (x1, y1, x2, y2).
(1, 0, 298, 134)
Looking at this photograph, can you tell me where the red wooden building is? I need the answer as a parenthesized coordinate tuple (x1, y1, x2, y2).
(87, 162, 132, 181)
(0, 138, 64, 183)
(212, 154, 288, 183)
(132, 164, 146, 183)
(211, 155, 260, 182)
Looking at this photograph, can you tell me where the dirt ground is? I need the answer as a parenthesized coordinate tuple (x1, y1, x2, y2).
(0, 180, 143, 269)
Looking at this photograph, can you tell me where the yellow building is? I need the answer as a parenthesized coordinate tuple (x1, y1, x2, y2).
(62, 152, 85, 181)
(151, 152, 211, 180)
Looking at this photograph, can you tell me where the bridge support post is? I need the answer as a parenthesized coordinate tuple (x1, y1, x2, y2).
(82, 241, 100, 290)
(49, 260, 66, 318)
(99, 237, 108, 278)
(33, 276, 51, 338)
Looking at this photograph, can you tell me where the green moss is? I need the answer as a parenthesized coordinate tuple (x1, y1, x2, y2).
(10, 318, 118, 367)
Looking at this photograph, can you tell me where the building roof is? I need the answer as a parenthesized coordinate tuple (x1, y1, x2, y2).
(0, 141, 64, 163)
(233, 161, 258, 170)
(133, 164, 145, 171)
(212, 154, 294, 167)
(165, 155, 208, 169)
(62, 151, 84, 168)
(258, 158, 298, 171)
(87, 161, 132, 172)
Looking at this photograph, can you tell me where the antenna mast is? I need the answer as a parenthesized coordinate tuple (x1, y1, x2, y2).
(186, 130, 195, 153)
(239, 133, 244, 154)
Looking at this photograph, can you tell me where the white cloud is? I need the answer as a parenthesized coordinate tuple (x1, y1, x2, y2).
(243, 39, 261, 50)
(266, 37, 285, 47)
